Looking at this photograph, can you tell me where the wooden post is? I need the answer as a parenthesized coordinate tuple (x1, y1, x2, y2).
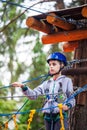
(42, 29, 87, 44)
(73, 41, 87, 105)
(46, 13, 76, 30)
(26, 17, 58, 34)
(81, 6, 87, 18)
(62, 67, 87, 75)
(63, 41, 78, 52)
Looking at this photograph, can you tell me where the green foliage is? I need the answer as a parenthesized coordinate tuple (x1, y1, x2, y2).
(18, 124, 27, 130)
(0, 100, 16, 113)
(0, 100, 17, 125)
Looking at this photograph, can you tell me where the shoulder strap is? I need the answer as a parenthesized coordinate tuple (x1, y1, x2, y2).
(58, 82, 62, 92)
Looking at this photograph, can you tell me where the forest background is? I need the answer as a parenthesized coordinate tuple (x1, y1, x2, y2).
(0, 0, 85, 130)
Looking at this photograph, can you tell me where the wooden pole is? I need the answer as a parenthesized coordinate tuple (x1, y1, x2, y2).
(46, 13, 76, 31)
(26, 17, 58, 34)
(62, 67, 87, 75)
(42, 29, 87, 44)
(81, 6, 87, 18)
(63, 41, 78, 52)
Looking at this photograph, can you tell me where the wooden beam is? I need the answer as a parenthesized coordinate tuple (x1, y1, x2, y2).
(63, 41, 78, 52)
(46, 13, 76, 31)
(26, 17, 58, 34)
(42, 29, 87, 44)
(81, 6, 87, 18)
(62, 67, 87, 76)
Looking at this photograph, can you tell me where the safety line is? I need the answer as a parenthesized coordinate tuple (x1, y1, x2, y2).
(1, 0, 48, 14)
(0, 73, 50, 90)
(0, 84, 87, 117)
(0, 92, 63, 99)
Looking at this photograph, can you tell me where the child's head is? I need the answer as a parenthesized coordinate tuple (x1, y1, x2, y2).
(47, 52, 67, 76)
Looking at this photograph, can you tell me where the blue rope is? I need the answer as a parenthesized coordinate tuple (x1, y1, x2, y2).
(0, 73, 50, 90)
(1, 98, 29, 127)
(0, 0, 46, 14)
(63, 84, 87, 104)
(0, 84, 87, 117)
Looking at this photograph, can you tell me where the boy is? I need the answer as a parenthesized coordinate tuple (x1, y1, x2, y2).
(12, 52, 75, 130)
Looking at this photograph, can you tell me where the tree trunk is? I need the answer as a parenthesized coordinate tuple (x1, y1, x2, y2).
(70, 40, 87, 130)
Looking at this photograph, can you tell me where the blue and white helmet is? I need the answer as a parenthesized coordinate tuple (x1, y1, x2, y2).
(47, 52, 67, 66)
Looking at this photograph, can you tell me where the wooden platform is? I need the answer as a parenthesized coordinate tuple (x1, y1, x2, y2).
(26, 4, 87, 46)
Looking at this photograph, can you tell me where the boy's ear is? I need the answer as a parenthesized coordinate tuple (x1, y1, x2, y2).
(60, 62, 64, 67)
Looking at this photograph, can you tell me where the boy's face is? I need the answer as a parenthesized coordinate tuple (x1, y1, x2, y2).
(48, 60, 61, 75)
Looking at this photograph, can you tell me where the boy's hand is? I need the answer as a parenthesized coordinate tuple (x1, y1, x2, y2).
(11, 82, 24, 88)
(62, 104, 69, 110)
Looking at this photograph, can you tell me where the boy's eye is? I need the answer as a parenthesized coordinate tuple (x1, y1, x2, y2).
(49, 63, 56, 66)
(53, 63, 56, 66)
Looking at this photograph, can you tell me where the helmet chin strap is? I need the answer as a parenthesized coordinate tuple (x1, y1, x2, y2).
(48, 66, 64, 77)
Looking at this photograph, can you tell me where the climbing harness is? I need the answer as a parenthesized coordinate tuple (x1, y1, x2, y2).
(27, 109, 36, 130)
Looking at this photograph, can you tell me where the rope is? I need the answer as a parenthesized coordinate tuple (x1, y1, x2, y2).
(58, 104, 65, 130)
(0, 0, 48, 15)
(0, 84, 87, 117)
(1, 99, 29, 129)
(67, 58, 87, 67)
(0, 0, 82, 29)
(4, 122, 8, 130)
(12, 115, 18, 130)
(0, 73, 50, 90)
(27, 110, 36, 130)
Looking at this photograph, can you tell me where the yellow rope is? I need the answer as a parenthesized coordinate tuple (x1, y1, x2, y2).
(58, 104, 65, 130)
(4, 122, 8, 130)
(27, 109, 36, 130)
(12, 115, 18, 130)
